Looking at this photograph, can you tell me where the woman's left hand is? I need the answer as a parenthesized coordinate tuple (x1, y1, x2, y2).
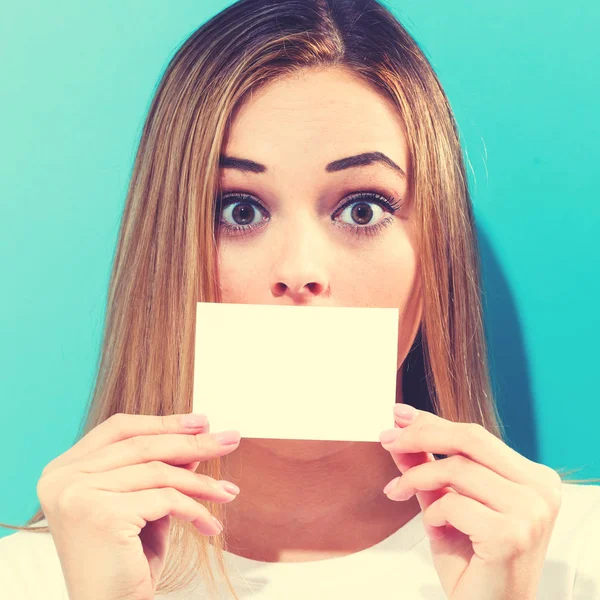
(379, 405, 562, 600)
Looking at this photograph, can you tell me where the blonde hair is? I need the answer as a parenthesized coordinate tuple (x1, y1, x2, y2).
(2, 0, 598, 598)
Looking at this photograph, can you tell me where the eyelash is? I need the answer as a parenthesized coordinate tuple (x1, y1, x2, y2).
(214, 191, 404, 238)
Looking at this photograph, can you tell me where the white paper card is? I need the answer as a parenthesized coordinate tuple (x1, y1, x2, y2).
(192, 302, 399, 442)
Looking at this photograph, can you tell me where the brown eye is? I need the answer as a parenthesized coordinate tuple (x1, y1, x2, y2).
(229, 203, 257, 226)
(331, 192, 404, 238)
(215, 193, 269, 236)
(335, 199, 385, 227)
(352, 203, 373, 224)
(215, 190, 403, 239)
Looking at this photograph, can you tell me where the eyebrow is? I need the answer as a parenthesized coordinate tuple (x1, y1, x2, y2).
(219, 151, 406, 178)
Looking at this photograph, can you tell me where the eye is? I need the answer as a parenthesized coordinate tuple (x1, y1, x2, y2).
(215, 190, 404, 238)
(219, 195, 267, 230)
(215, 192, 269, 236)
(331, 192, 404, 237)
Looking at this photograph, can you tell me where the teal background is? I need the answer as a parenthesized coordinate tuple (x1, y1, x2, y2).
(1, 1, 598, 537)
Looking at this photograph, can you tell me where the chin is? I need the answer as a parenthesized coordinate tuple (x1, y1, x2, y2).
(245, 437, 357, 460)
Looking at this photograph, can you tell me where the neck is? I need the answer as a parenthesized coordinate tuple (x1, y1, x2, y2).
(218, 369, 421, 562)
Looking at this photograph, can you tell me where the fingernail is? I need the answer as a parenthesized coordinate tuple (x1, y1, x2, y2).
(211, 516, 224, 534)
(216, 430, 241, 445)
(379, 428, 403, 444)
(181, 413, 209, 428)
(394, 403, 417, 421)
(218, 480, 240, 495)
(383, 477, 400, 495)
(427, 524, 447, 539)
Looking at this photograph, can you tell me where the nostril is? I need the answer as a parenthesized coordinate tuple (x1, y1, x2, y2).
(273, 282, 287, 295)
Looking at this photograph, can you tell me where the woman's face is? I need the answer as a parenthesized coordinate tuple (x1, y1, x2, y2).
(216, 67, 422, 369)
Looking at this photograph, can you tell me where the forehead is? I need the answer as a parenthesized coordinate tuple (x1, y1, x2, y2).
(222, 68, 408, 178)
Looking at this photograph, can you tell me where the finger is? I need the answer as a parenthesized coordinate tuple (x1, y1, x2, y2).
(384, 455, 529, 514)
(181, 460, 202, 473)
(381, 420, 450, 512)
(384, 422, 433, 472)
(44, 413, 210, 473)
(88, 461, 240, 503)
(386, 410, 538, 486)
(422, 491, 511, 560)
(71, 430, 241, 474)
(181, 425, 211, 474)
(119, 487, 224, 537)
(387, 452, 453, 529)
(382, 431, 451, 540)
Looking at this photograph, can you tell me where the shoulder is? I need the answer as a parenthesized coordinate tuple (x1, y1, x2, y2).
(0, 519, 67, 599)
(564, 482, 600, 598)
(551, 481, 600, 543)
(557, 481, 600, 524)
(545, 482, 600, 598)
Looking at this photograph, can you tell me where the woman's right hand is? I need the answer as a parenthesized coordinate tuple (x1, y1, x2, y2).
(36, 412, 242, 600)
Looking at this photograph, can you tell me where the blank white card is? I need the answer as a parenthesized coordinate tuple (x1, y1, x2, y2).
(192, 302, 400, 442)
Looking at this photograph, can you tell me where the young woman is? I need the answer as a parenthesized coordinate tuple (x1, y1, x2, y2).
(1, 1, 599, 599)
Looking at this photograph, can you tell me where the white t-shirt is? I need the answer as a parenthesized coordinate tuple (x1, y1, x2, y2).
(1, 482, 599, 599)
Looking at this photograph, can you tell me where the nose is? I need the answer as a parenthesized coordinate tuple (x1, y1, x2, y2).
(269, 217, 329, 302)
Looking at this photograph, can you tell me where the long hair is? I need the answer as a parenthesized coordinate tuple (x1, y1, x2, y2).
(2, 1, 597, 598)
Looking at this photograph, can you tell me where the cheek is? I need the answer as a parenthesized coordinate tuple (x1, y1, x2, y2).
(356, 239, 421, 365)
(351, 237, 419, 308)
(217, 246, 259, 303)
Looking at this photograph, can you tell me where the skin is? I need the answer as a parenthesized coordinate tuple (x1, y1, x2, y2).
(215, 66, 423, 562)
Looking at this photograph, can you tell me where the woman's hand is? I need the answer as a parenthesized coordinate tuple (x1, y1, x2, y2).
(36, 413, 242, 600)
(379, 405, 562, 600)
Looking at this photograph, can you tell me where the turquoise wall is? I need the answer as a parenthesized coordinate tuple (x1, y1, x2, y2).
(1, 1, 598, 536)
